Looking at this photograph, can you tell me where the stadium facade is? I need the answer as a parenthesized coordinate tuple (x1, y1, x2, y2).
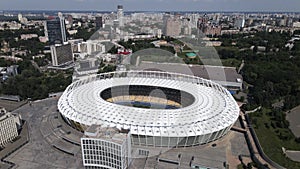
(58, 71, 240, 147)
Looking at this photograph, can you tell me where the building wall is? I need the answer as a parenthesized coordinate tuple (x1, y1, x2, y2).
(81, 137, 131, 169)
(46, 18, 66, 45)
(130, 126, 231, 148)
(95, 17, 103, 30)
(197, 15, 222, 36)
(51, 44, 73, 66)
(69, 114, 232, 148)
(165, 17, 181, 37)
(0, 113, 18, 147)
(117, 5, 124, 27)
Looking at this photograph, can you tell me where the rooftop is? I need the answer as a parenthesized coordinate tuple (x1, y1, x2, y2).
(83, 125, 129, 144)
(134, 61, 243, 83)
(59, 71, 239, 137)
(185, 52, 197, 58)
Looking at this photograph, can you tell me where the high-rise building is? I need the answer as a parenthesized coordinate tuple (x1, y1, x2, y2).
(164, 16, 182, 37)
(66, 15, 73, 26)
(163, 13, 171, 34)
(0, 108, 21, 147)
(50, 44, 73, 66)
(17, 13, 22, 22)
(183, 18, 192, 35)
(197, 14, 221, 36)
(234, 16, 245, 29)
(46, 14, 67, 45)
(117, 5, 124, 27)
(95, 16, 103, 30)
(81, 125, 131, 169)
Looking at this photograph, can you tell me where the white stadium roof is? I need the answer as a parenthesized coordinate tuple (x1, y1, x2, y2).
(58, 71, 239, 137)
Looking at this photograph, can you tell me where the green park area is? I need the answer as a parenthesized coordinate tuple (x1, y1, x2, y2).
(249, 108, 300, 168)
(216, 30, 300, 168)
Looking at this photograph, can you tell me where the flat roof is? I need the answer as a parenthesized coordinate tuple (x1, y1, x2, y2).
(83, 125, 128, 144)
(134, 62, 243, 83)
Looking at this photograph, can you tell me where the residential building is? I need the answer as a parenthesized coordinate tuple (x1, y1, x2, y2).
(117, 5, 124, 27)
(165, 16, 181, 37)
(293, 22, 300, 28)
(234, 16, 245, 29)
(197, 14, 221, 36)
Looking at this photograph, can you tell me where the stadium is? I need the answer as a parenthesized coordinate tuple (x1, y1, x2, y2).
(58, 71, 240, 147)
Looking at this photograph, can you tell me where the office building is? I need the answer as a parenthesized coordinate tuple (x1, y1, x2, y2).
(51, 44, 73, 66)
(95, 16, 103, 30)
(81, 125, 131, 169)
(46, 15, 67, 45)
(0, 108, 21, 147)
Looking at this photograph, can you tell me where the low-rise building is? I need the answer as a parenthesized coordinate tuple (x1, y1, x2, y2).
(0, 65, 19, 81)
(20, 34, 38, 40)
(81, 125, 131, 169)
(293, 22, 300, 28)
(51, 44, 74, 66)
(0, 108, 21, 147)
(133, 61, 243, 93)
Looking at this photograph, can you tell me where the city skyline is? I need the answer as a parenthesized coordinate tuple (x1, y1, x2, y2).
(0, 0, 300, 12)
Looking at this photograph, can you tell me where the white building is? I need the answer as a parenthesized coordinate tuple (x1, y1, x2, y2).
(117, 5, 124, 27)
(20, 34, 38, 40)
(81, 125, 131, 169)
(58, 12, 67, 44)
(0, 108, 21, 147)
(71, 40, 106, 56)
(293, 22, 300, 28)
(17, 14, 23, 22)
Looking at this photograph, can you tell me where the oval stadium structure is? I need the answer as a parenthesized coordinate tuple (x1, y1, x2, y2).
(58, 71, 240, 147)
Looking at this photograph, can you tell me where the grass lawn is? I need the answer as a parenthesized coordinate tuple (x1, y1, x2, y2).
(249, 108, 300, 169)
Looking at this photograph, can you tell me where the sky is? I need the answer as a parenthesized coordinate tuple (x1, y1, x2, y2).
(0, 0, 300, 12)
